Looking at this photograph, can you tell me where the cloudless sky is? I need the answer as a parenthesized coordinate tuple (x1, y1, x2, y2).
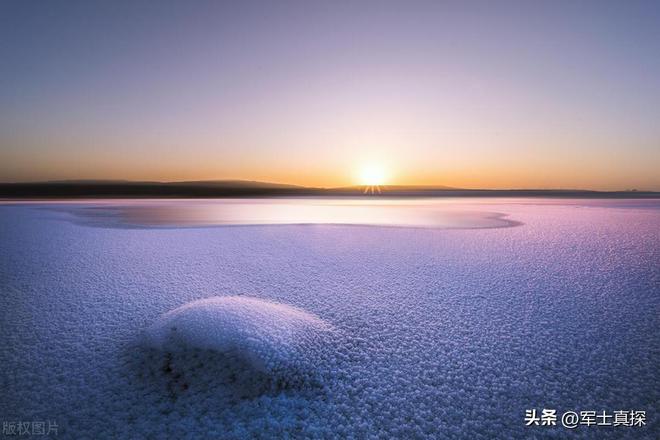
(1, 0, 659, 189)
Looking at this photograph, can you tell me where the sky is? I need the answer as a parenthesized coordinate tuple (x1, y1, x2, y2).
(1, 0, 659, 190)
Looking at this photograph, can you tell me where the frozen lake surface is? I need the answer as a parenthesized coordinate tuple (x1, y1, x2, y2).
(1, 198, 658, 438)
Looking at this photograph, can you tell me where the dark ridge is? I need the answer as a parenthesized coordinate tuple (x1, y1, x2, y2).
(0, 181, 322, 199)
(0, 181, 658, 199)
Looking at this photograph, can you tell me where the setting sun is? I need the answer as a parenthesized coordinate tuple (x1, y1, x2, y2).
(358, 163, 387, 195)
(359, 164, 387, 186)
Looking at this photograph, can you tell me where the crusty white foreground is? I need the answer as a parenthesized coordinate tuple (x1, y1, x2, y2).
(0, 199, 658, 439)
(143, 296, 333, 365)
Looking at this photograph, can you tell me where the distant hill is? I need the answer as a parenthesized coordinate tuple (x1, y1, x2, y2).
(174, 180, 306, 189)
(40, 179, 305, 189)
(0, 180, 658, 199)
(0, 180, 318, 198)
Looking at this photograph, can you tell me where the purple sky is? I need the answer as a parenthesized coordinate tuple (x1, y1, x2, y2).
(1, 0, 659, 189)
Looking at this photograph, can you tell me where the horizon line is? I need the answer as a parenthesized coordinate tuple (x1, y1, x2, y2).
(0, 179, 657, 194)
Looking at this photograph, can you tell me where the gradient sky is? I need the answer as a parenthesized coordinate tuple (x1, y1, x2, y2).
(1, 0, 659, 189)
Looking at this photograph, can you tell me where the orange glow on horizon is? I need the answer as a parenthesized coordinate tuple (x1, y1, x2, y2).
(1, 139, 658, 191)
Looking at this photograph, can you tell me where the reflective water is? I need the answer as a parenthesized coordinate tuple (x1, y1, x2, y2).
(7, 197, 658, 229)
(47, 198, 523, 229)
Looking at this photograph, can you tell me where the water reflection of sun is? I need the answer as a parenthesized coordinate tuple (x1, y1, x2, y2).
(360, 164, 386, 194)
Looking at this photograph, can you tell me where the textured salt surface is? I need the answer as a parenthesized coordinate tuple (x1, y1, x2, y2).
(144, 297, 331, 351)
(137, 297, 337, 407)
(0, 200, 658, 438)
(143, 296, 334, 373)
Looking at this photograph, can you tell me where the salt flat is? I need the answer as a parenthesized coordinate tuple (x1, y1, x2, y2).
(0, 199, 658, 439)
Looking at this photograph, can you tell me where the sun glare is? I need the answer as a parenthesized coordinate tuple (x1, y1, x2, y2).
(359, 164, 387, 194)
(360, 164, 386, 186)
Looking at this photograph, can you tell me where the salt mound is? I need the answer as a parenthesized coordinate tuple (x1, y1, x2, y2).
(142, 296, 333, 373)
